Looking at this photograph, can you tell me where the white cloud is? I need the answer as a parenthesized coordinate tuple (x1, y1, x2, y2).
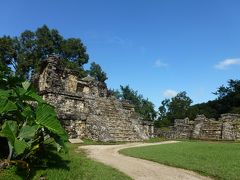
(154, 60, 168, 68)
(163, 89, 178, 98)
(214, 58, 240, 70)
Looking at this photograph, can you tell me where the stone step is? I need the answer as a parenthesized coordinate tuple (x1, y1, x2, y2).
(113, 137, 140, 142)
(107, 123, 131, 127)
(104, 109, 123, 112)
(108, 130, 135, 134)
(111, 137, 139, 141)
(106, 114, 120, 117)
(109, 132, 138, 137)
(107, 127, 134, 131)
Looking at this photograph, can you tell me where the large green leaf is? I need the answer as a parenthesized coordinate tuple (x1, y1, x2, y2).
(23, 90, 44, 103)
(22, 81, 31, 90)
(15, 87, 27, 96)
(36, 104, 67, 139)
(0, 89, 11, 97)
(18, 125, 39, 140)
(0, 121, 18, 145)
(21, 106, 35, 122)
(0, 98, 17, 114)
(0, 98, 7, 112)
(14, 138, 28, 156)
(53, 135, 68, 153)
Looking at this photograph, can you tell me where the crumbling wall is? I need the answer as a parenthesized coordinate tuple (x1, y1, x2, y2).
(221, 114, 240, 140)
(174, 118, 194, 139)
(36, 56, 153, 142)
(159, 114, 240, 141)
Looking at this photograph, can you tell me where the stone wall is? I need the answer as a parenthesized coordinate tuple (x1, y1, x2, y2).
(35, 56, 154, 142)
(158, 114, 240, 141)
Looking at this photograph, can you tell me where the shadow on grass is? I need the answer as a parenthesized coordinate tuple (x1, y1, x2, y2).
(10, 144, 71, 180)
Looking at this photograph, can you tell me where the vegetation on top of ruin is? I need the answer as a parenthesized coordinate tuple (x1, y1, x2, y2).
(110, 85, 157, 121)
(88, 62, 108, 83)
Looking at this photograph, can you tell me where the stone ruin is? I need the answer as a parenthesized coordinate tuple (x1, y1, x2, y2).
(33, 56, 154, 142)
(157, 114, 240, 141)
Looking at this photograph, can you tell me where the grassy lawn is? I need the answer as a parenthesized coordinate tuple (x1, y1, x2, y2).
(120, 141, 240, 180)
(143, 137, 166, 143)
(0, 143, 131, 180)
(79, 138, 127, 145)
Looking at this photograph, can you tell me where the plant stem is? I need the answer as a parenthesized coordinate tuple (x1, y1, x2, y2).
(7, 141, 13, 160)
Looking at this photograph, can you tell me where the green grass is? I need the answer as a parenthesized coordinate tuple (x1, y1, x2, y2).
(79, 138, 127, 145)
(120, 141, 240, 180)
(0, 166, 23, 180)
(143, 137, 166, 143)
(0, 143, 131, 180)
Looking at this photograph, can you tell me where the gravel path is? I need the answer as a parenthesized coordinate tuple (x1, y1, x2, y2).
(79, 141, 212, 180)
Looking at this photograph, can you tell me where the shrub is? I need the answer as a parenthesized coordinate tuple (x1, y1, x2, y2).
(0, 64, 67, 174)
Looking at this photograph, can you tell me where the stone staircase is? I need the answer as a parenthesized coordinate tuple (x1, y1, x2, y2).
(86, 97, 142, 142)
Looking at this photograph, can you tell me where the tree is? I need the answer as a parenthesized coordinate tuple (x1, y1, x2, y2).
(212, 79, 240, 114)
(15, 30, 38, 78)
(61, 38, 89, 66)
(214, 79, 240, 99)
(88, 62, 108, 82)
(158, 99, 170, 119)
(120, 85, 142, 113)
(187, 79, 240, 119)
(139, 99, 157, 121)
(168, 91, 192, 119)
(108, 89, 122, 99)
(0, 36, 17, 69)
(156, 91, 192, 127)
(0, 25, 89, 79)
(111, 85, 156, 121)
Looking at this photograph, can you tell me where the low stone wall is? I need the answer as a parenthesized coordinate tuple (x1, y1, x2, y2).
(157, 114, 240, 141)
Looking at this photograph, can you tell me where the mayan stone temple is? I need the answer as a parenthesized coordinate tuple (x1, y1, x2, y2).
(33, 56, 154, 142)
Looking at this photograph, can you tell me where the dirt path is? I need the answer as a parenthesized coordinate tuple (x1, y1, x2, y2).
(79, 141, 212, 180)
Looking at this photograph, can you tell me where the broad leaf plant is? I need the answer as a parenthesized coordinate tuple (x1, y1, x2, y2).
(0, 65, 67, 171)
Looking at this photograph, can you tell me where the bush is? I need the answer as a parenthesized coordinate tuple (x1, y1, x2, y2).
(0, 64, 67, 175)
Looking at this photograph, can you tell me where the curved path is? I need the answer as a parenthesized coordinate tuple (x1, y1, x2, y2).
(79, 141, 212, 180)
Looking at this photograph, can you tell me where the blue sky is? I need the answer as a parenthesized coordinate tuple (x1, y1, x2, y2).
(1, 0, 240, 108)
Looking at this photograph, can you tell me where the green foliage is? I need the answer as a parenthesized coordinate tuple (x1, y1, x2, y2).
(0, 66, 67, 171)
(0, 25, 89, 79)
(139, 99, 157, 121)
(108, 89, 122, 99)
(168, 91, 192, 118)
(120, 85, 143, 112)
(111, 85, 156, 121)
(61, 38, 88, 66)
(0, 36, 17, 69)
(120, 141, 240, 180)
(156, 91, 192, 127)
(88, 62, 108, 82)
(35, 104, 66, 139)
